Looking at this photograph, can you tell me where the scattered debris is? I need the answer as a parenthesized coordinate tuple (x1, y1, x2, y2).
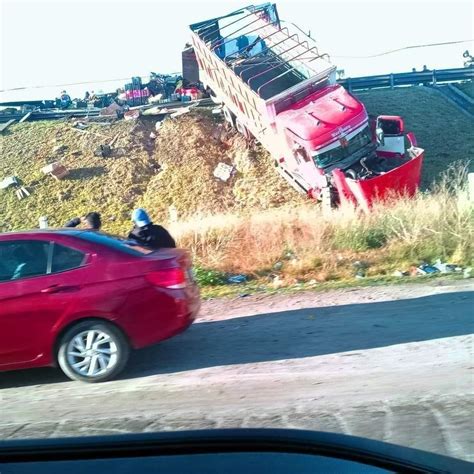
(149, 132, 157, 140)
(72, 121, 89, 130)
(148, 94, 164, 104)
(94, 144, 112, 158)
(0, 176, 18, 190)
(109, 132, 121, 147)
(39, 216, 49, 229)
(353, 260, 368, 278)
(143, 106, 169, 116)
(57, 190, 71, 201)
(155, 121, 164, 131)
(41, 162, 70, 180)
(273, 261, 283, 271)
(227, 274, 247, 284)
(433, 259, 461, 274)
(0, 119, 16, 133)
(416, 264, 440, 275)
(52, 144, 68, 154)
(212, 107, 223, 115)
(15, 186, 30, 200)
(271, 275, 285, 289)
(170, 106, 192, 119)
(124, 110, 140, 120)
(213, 162, 235, 182)
(19, 111, 33, 123)
(392, 270, 409, 277)
(464, 267, 472, 279)
(0, 176, 30, 199)
(100, 102, 123, 117)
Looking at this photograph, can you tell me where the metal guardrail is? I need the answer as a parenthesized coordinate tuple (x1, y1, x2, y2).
(338, 67, 473, 91)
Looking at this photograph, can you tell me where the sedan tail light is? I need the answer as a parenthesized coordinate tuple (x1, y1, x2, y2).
(146, 268, 187, 289)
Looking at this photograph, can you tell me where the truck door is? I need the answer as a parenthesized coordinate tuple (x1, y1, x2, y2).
(375, 116, 405, 157)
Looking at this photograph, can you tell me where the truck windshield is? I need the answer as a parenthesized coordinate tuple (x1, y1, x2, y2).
(313, 128, 373, 168)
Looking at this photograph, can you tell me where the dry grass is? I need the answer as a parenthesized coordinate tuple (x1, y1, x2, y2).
(172, 165, 473, 284)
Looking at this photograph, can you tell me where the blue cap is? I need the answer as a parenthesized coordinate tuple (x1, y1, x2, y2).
(132, 208, 151, 227)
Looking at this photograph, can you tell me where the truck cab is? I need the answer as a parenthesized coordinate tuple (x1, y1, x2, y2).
(275, 85, 424, 207)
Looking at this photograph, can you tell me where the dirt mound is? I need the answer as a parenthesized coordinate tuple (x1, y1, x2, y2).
(0, 112, 303, 233)
(140, 112, 302, 221)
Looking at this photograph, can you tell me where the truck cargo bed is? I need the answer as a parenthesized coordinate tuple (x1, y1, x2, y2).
(232, 52, 306, 100)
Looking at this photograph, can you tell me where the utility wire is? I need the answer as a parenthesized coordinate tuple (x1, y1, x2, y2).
(1, 40, 472, 92)
(0, 72, 182, 94)
(333, 39, 473, 59)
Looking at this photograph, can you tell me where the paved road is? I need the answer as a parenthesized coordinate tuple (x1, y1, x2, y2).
(1, 280, 473, 461)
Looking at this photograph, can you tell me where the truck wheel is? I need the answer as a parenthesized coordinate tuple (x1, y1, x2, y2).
(57, 320, 130, 383)
(223, 106, 235, 127)
(235, 119, 251, 139)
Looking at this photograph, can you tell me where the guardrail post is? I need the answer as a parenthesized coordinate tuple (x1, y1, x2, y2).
(390, 74, 394, 89)
(432, 69, 437, 86)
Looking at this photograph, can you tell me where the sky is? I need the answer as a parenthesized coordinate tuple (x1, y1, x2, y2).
(1, 0, 473, 101)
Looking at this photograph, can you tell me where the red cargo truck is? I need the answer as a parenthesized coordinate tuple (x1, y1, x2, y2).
(189, 3, 424, 208)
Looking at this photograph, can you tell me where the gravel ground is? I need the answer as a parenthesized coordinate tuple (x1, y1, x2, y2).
(1, 279, 473, 461)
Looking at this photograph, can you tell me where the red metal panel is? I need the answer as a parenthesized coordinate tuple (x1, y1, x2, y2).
(332, 152, 424, 210)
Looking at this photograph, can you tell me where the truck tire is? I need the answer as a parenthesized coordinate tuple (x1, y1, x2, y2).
(57, 320, 130, 383)
(235, 119, 251, 139)
(223, 106, 235, 127)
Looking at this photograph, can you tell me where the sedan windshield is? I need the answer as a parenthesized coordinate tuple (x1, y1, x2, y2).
(313, 127, 373, 168)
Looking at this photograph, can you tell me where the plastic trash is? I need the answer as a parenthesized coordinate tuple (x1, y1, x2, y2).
(213, 162, 235, 182)
(392, 270, 407, 277)
(39, 216, 49, 229)
(417, 264, 440, 275)
(0, 176, 18, 190)
(433, 259, 457, 274)
(227, 275, 247, 284)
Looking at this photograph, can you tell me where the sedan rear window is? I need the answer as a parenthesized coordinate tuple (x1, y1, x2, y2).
(74, 231, 155, 256)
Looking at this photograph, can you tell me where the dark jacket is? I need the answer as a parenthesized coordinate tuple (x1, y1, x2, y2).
(64, 217, 81, 228)
(128, 224, 176, 250)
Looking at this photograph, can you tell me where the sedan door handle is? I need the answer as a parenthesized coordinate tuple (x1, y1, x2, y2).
(41, 285, 80, 294)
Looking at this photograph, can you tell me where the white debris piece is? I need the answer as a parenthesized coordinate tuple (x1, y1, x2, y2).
(213, 162, 235, 182)
(170, 107, 191, 119)
(0, 176, 17, 190)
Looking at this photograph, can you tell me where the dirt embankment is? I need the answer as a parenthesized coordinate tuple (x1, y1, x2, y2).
(0, 112, 303, 234)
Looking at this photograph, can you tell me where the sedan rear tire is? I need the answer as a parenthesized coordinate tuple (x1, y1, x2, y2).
(57, 321, 130, 383)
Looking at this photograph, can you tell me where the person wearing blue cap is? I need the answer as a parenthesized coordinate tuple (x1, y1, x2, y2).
(128, 208, 176, 250)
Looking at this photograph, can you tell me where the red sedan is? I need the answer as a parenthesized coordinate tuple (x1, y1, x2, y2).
(0, 230, 200, 382)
